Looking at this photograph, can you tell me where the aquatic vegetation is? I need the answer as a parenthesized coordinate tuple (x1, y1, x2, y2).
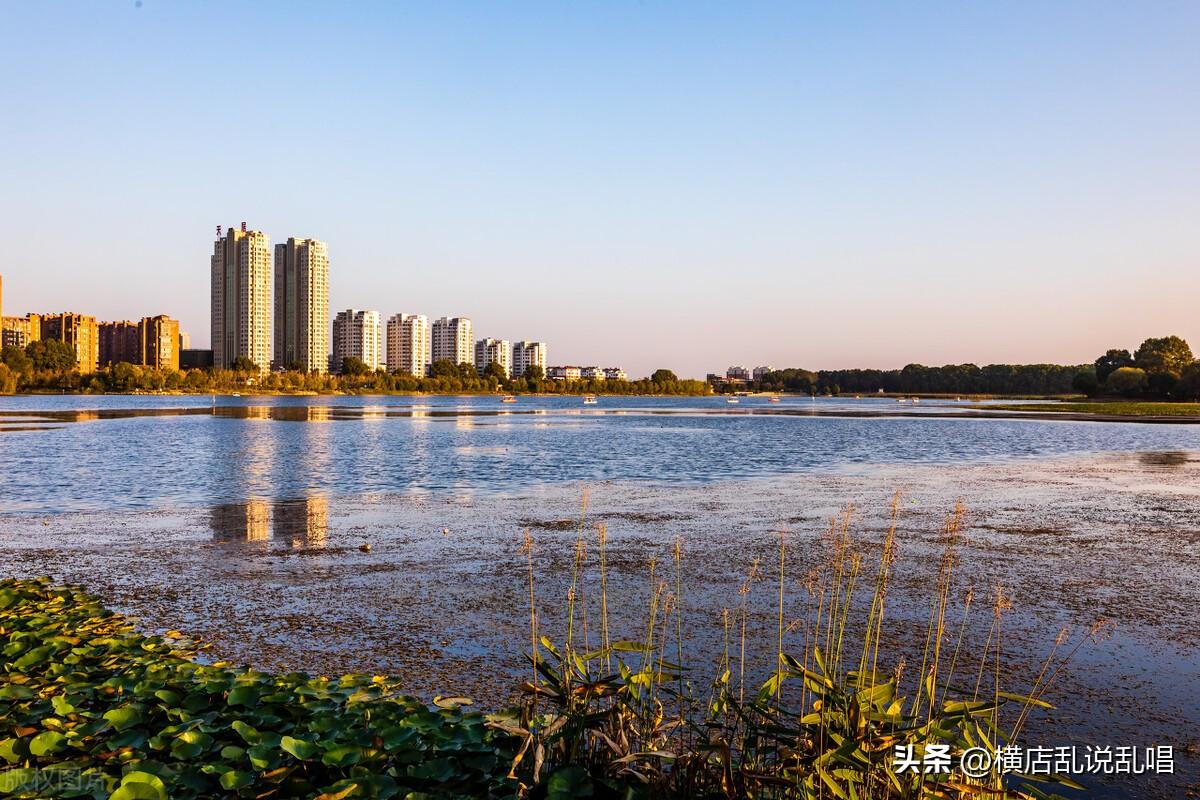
(0, 579, 517, 799)
(499, 500, 1110, 799)
(1, 496, 1112, 799)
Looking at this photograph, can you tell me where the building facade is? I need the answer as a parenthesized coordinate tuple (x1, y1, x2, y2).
(211, 226, 272, 372)
(547, 365, 582, 381)
(474, 338, 512, 377)
(603, 367, 628, 381)
(274, 237, 330, 372)
(432, 317, 473, 366)
(1, 314, 41, 350)
(140, 315, 180, 370)
(385, 313, 430, 376)
(511, 341, 548, 378)
(752, 365, 773, 381)
(99, 321, 140, 366)
(41, 313, 99, 372)
(332, 309, 382, 373)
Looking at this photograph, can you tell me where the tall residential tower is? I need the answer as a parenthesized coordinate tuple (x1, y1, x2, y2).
(386, 313, 430, 376)
(274, 237, 330, 372)
(432, 317, 473, 366)
(211, 225, 272, 371)
(332, 309, 382, 373)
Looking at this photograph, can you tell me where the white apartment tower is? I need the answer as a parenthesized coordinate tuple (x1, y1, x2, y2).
(512, 341, 548, 378)
(386, 313, 431, 376)
(273, 237, 330, 373)
(474, 338, 512, 377)
(432, 317, 473, 366)
(211, 225, 272, 371)
(332, 309, 382, 373)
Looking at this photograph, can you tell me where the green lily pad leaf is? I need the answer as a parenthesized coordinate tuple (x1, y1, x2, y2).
(29, 730, 68, 756)
(103, 705, 144, 732)
(231, 720, 260, 744)
(227, 686, 259, 707)
(280, 735, 320, 760)
(219, 769, 255, 790)
(109, 784, 166, 800)
(0, 768, 37, 792)
(321, 745, 362, 767)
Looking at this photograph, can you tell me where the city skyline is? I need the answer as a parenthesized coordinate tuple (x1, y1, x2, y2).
(1, 3, 1198, 378)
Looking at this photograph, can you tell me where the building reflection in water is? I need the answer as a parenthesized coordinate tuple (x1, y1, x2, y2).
(210, 500, 269, 542)
(210, 494, 328, 548)
(273, 495, 329, 548)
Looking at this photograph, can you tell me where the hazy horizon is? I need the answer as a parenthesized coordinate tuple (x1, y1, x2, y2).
(1, 2, 1197, 379)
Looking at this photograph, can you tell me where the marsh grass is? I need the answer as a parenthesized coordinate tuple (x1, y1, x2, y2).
(493, 495, 1110, 799)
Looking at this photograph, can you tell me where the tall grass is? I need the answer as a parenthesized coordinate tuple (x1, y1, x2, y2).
(492, 495, 1111, 799)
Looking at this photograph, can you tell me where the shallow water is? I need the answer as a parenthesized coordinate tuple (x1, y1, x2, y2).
(1, 394, 1198, 798)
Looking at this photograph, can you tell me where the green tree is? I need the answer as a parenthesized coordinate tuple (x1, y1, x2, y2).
(0, 363, 16, 394)
(106, 362, 140, 392)
(1133, 336, 1193, 377)
(430, 359, 459, 379)
(1071, 370, 1099, 397)
(482, 362, 508, 383)
(1176, 362, 1200, 401)
(341, 357, 371, 376)
(231, 355, 259, 373)
(1, 345, 32, 374)
(650, 369, 678, 383)
(26, 339, 77, 372)
(1094, 349, 1133, 384)
(1105, 366, 1148, 396)
(523, 364, 545, 381)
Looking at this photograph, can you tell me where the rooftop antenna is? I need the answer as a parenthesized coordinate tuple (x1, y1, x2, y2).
(241, 221, 247, 232)
(216, 225, 222, 238)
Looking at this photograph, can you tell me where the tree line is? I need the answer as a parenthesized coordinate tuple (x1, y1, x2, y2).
(749, 335, 1200, 401)
(1076, 335, 1200, 400)
(754, 363, 1091, 397)
(0, 345, 709, 396)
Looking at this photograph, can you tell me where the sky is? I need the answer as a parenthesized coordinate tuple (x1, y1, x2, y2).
(1, 1, 1197, 379)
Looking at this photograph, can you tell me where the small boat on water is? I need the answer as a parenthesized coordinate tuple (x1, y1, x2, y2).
(726, 396, 739, 404)
(501, 395, 517, 403)
(583, 395, 597, 405)
(897, 397, 907, 403)
(912, 397, 920, 403)
(768, 395, 781, 403)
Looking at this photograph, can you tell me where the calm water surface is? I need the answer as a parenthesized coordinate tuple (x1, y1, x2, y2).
(2, 394, 1198, 799)
(3, 394, 1200, 513)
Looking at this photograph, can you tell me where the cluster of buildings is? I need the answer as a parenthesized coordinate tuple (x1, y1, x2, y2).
(0, 223, 629, 383)
(708, 365, 773, 388)
(211, 224, 621, 380)
(0, 275, 186, 371)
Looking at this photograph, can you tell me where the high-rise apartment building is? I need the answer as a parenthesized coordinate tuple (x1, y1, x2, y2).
(99, 321, 140, 366)
(1, 314, 41, 350)
(332, 309, 382, 373)
(385, 313, 430, 376)
(211, 225, 272, 372)
(432, 317, 473, 366)
(474, 338, 512, 377)
(512, 341, 548, 378)
(274, 237, 330, 372)
(41, 313, 99, 372)
(141, 315, 181, 370)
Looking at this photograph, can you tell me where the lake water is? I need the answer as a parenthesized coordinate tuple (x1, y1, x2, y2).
(3, 393, 1200, 513)
(2, 394, 1198, 799)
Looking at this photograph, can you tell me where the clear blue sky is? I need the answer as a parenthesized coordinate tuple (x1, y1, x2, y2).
(2, 1, 1197, 378)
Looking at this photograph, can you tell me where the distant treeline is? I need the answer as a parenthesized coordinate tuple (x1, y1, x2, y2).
(0, 345, 710, 396)
(755, 363, 1089, 396)
(753, 335, 1200, 401)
